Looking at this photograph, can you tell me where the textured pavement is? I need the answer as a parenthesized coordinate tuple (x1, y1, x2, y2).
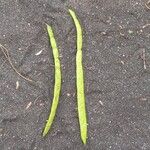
(0, 0, 150, 149)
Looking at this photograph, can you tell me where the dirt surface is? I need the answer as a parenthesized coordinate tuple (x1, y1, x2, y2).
(0, 0, 150, 150)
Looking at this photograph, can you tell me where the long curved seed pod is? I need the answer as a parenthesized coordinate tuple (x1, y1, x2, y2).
(43, 24, 61, 136)
(69, 9, 87, 144)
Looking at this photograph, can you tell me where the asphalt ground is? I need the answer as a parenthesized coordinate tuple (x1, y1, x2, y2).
(0, 0, 150, 149)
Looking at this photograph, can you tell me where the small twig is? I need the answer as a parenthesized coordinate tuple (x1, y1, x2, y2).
(142, 23, 150, 28)
(140, 49, 147, 70)
(145, 0, 150, 9)
(0, 44, 33, 82)
(25, 102, 32, 110)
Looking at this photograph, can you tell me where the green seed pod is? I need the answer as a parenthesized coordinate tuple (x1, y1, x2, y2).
(69, 9, 87, 145)
(43, 24, 62, 137)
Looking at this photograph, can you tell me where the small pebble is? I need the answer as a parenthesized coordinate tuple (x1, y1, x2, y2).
(128, 30, 133, 34)
(67, 93, 71, 97)
(16, 81, 19, 90)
